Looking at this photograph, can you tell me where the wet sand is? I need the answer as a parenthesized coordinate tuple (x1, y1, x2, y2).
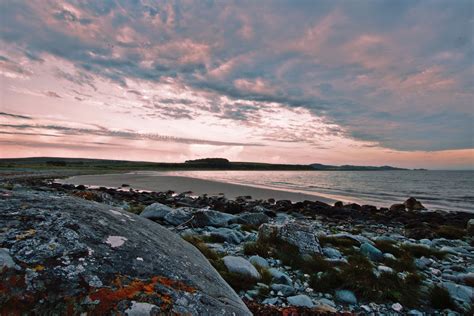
(60, 173, 335, 203)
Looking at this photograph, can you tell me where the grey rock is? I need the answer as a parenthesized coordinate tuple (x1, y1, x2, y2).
(360, 243, 383, 261)
(259, 222, 322, 256)
(140, 202, 173, 220)
(125, 301, 159, 316)
(271, 284, 295, 296)
(262, 297, 279, 305)
(231, 212, 269, 227)
(268, 268, 292, 285)
(326, 233, 374, 245)
(210, 228, 244, 244)
(322, 247, 342, 259)
(415, 257, 433, 270)
(249, 255, 269, 268)
(407, 310, 424, 316)
(404, 197, 425, 211)
(0, 248, 15, 269)
(335, 290, 358, 305)
(287, 294, 314, 308)
(442, 281, 474, 305)
(318, 298, 336, 307)
(163, 207, 193, 226)
(0, 189, 250, 315)
(190, 209, 236, 227)
(223, 256, 261, 280)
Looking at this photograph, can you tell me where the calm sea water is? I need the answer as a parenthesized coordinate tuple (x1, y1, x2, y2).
(145, 170, 473, 213)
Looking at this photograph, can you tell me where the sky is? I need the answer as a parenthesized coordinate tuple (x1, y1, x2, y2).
(0, 0, 473, 169)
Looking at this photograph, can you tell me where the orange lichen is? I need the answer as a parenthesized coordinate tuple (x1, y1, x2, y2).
(88, 275, 196, 314)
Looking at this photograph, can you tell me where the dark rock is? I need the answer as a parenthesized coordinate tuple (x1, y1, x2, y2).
(259, 222, 322, 256)
(345, 203, 362, 211)
(404, 197, 425, 211)
(390, 204, 406, 212)
(334, 201, 344, 208)
(0, 189, 250, 315)
(361, 205, 378, 212)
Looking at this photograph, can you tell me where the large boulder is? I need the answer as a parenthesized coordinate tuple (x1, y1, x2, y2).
(189, 209, 236, 227)
(163, 207, 193, 226)
(258, 222, 322, 256)
(404, 197, 426, 211)
(231, 212, 270, 227)
(0, 189, 250, 315)
(223, 256, 261, 280)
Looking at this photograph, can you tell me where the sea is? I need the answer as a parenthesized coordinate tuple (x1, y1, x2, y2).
(146, 170, 473, 213)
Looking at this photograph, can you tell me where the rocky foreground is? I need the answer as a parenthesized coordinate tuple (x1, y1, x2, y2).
(1, 176, 473, 315)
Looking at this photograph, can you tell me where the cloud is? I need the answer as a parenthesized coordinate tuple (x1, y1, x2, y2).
(1, 123, 264, 147)
(0, 0, 472, 152)
(0, 112, 32, 120)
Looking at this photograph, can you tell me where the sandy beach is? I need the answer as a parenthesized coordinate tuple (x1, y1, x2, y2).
(60, 173, 336, 203)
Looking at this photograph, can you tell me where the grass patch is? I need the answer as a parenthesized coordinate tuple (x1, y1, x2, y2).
(374, 240, 404, 257)
(182, 235, 221, 261)
(319, 236, 359, 248)
(243, 241, 269, 257)
(240, 224, 260, 232)
(309, 254, 423, 307)
(429, 286, 454, 309)
(401, 244, 446, 259)
(383, 252, 416, 273)
(127, 203, 145, 215)
(435, 225, 466, 240)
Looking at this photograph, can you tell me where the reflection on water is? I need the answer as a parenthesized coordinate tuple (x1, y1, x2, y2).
(132, 170, 474, 213)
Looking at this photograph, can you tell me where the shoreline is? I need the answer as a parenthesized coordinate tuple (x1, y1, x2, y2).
(59, 173, 337, 204)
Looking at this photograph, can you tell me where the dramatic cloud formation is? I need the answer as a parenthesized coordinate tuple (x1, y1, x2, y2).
(0, 0, 472, 168)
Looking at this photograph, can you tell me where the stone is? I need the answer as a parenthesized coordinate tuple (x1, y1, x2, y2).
(360, 243, 384, 261)
(287, 294, 314, 308)
(223, 256, 261, 280)
(259, 222, 322, 256)
(249, 255, 269, 268)
(467, 219, 474, 236)
(384, 253, 396, 260)
(189, 210, 236, 227)
(335, 290, 357, 305)
(262, 297, 278, 305)
(268, 268, 292, 285)
(404, 197, 425, 211)
(415, 257, 432, 270)
(231, 213, 270, 227)
(210, 228, 244, 244)
(334, 201, 344, 208)
(163, 208, 193, 226)
(442, 281, 474, 305)
(0, 189, 250, 315)
(0, 248, 15, 269)
(322, 247, 342, 259)
(392, 302, 403, 312)
(140, 202, 173, 220)
(271, 284, 295, 296)
(407, 310, 424, 316)
(326, 233, 374, 245)
(125, 301, 159, 316)
(378, 265, 394, 274)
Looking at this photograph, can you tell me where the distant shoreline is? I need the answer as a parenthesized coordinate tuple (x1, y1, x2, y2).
(59, 173, 337, 204)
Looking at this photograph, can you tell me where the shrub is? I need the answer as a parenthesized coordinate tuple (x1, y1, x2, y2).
(243, 241, 269, 257)
(182, 235, 220, 261)
(127, 204, 145, 215)
(429, 286, 454, 309)
(374, 240, 404, 257)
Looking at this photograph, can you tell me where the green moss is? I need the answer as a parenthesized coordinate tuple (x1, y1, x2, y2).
(243, 241, 269, 257)
(401, 244, 446, 259)
(435, 225, 466, 240)
(374, 240, 404, 257)
(127, 204, 145, 215)
(429, 286, 454, 309)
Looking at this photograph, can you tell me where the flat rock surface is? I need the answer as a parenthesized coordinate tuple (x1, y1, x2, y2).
(0, 189, 250, 315)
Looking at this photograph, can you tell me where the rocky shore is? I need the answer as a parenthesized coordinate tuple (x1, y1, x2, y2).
(1, 175, 473, 315)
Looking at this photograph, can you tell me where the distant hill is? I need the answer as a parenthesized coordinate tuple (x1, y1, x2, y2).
(0, 157, 409, 171)
(310, 163, 407, 171)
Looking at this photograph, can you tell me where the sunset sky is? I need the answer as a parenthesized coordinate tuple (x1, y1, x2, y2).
(0, 0, 473, 169)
